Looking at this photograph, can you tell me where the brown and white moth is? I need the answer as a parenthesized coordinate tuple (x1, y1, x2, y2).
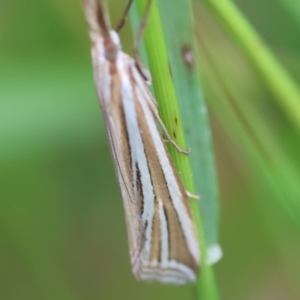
(81, 0, 200, 284)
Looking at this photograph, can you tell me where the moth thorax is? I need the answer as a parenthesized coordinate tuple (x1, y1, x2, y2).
(104, 30, 120, 62)
(104, 43, 118, 61)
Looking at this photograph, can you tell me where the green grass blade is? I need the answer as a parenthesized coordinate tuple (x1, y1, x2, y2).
(276, 0, 300, 29)
(133, 0, 219, 298)
(200, 38, 300, 229)
(157, 0, 220, 258)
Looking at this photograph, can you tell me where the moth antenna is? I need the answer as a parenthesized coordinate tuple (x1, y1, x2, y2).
(115, 0, 134, 32)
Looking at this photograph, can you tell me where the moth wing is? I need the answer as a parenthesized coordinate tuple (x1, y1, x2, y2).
(91, 51, 143, 263)
(83, 0, 145, 276)
(128, 65, 200, 283)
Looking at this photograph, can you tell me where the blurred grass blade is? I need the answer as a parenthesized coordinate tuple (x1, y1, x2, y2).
(276, 0, 300, 29)
(157, 0, 221, 262)
(200, 0, 300, 132)
(200, 36, 300, 229)
(132, 0, 219, 297)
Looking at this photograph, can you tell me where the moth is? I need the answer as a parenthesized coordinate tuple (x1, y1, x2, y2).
(81, 0, 200, 284)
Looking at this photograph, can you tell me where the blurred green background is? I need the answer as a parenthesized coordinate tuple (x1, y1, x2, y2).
(1, 0, 300, 299)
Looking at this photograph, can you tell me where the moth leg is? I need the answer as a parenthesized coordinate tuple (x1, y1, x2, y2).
(162, 137, 190, 155)
(156, 115, 191, 155)
(143, 90, 190, 155)
(115, 0, 134, 32)
(148, 93, 158, 107)
(186, 190, 200, 200)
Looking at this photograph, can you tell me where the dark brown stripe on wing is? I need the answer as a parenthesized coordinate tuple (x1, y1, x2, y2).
(126, 67, 162, 262)
(149, 200, 161, 262)
(135, 163, 144, 215)
(109, 62, 134, 197)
